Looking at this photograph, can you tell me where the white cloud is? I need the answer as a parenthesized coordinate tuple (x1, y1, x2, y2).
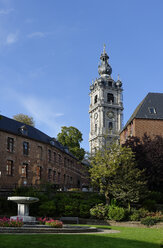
(2, 88, 64, 136)
(0, 8, 14, 15)
(6, 32, 18, 44)
(20, 96, 64, 136)
(55, 113, 64, 117)
(27, 32, 46, 38)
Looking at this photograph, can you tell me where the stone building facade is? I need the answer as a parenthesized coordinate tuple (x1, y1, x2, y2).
(89, 46, 123, 153)
(120, 93, 163, 143)
(0, 115, 88, 190)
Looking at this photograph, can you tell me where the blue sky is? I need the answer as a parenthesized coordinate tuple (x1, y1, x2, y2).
(0, 0, 163, 152)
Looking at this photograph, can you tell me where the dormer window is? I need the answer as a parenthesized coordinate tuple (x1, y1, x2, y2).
(148, 107, 156, 114)
(94, 95, 98, 104)
(50, 140, 55, 146)
(20, 125, 28, 136)
(107, 93, 114, 103)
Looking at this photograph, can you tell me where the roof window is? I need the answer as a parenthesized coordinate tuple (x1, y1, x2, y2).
(148, 107, 156, 114)
(50, 140, 55, 146)
(20, 125, 28, 136)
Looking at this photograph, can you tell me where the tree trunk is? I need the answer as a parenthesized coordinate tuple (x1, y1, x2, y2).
(128, 202, 131, 212)
(105, 189, 110, 205)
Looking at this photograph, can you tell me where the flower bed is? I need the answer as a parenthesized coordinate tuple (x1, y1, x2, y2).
(37, 217, 63, 228)
(0, 217, 23, 227)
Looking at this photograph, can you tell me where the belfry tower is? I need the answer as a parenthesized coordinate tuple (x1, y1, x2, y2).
(89, 45, 123, 153)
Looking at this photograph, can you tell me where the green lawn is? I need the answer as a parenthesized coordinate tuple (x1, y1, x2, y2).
(0, 226, 162, 248)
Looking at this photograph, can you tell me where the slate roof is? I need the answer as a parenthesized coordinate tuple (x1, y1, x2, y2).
(0, 115, 76, 158)
(121, 92, 163, 132)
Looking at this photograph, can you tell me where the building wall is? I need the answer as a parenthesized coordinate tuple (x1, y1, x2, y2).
(120, 118, 163, 144)
(0, 130, 88, 189)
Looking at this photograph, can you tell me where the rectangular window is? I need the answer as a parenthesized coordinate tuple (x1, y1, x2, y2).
(130, 122, 133, 136)
(53, 170, 56, 181)
(7, 137, 14, 152)
(58, 154, 62, 165)
(58, 172, 61, 183)
(23, 142, 29, 155)
(64, 157, 66, 167)
(48, 168, 52, 181)
(38, 146, 43, 160)
(125, 129, 128, 140)
(48, 149, 51, 162)
(54, 152, 56, 163)
(6, 160, 13, 176)
(36, 166, 42, 180)
(64, 174, 66, 183)
(21, 163, 28, 178)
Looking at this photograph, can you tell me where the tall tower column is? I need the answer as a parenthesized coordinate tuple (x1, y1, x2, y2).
(89, 46, 123, 154)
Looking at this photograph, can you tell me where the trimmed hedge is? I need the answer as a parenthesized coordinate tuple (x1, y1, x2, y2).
(0, 188, 105, 218)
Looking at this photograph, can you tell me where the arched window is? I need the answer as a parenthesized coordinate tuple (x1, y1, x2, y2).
(95, 124, 97, 132)
(94, 95, 98, 104)
(109, 122, 113, 130)
(108, 81, 112, 87)
(107, 93, 114, 103)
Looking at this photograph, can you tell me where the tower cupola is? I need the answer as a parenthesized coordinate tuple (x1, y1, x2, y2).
(98, 44, 112, 76)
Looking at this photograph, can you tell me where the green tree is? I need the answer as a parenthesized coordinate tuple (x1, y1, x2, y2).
(57, 126, 85, 161)
(90, 143, 146, 207)
(123, 134, 163, 192)
(13, 113, 35, 127)
(109, 157, 147, 210)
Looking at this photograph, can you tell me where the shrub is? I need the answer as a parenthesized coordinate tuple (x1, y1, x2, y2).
(90, 203, 108, 219)
(39, 200, 56, 216)
(129, 208, 149, 221)
(45, 219, 63, 228)
(79, 204, 90, 218)
(146, 211, 163, 222)
(138, 208, 149, 218)
(141, 216, 158, 227)
(130, 209, 140, 221)
(108, 206, 125, 221)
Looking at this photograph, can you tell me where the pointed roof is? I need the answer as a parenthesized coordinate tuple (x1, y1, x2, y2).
(121, 92, 163, 132)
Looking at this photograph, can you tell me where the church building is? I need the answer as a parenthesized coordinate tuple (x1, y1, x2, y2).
(89, 46, 123, 153)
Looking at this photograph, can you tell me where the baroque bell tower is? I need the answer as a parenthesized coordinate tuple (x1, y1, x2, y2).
(89, 45, 123, 154)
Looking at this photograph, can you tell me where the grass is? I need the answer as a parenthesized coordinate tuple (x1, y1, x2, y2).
(0, 225, 162, 248)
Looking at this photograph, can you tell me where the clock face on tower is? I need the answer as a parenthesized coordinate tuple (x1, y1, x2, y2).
(94, 113, 98, 120)
(107, 111, 114, 119)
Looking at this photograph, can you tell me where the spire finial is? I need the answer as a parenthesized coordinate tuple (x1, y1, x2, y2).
(118, 74, 120, 80)
(103, 44, 106, 54)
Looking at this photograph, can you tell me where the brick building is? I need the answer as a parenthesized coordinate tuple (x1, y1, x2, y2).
(0, 115, 89, 190)
(120, 93, 163, 143)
